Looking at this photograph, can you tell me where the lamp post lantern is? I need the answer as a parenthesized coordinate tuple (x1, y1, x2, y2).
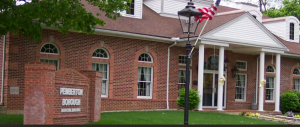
(178, 0, 202, 125)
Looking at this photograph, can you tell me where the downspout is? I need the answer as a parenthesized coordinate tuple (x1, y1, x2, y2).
(161, 0, 164, 13)
(166, 40, 178, 109)
(256, 56, 259, 104)
(1, 35, 5, 105)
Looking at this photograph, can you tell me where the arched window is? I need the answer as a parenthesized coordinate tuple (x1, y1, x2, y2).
(266, 65, 275, 73)
(138, 53, 152, 62)
(91, 48, 110, 97)
(40, 43, 60, 70)
(204, 55, 219, 70)
(293, 68, 300, 75)
(92, 48, 109, 58)
(40, 43, 59, 54)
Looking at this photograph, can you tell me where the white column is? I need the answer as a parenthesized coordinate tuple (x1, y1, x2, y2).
(258, 52, 265, 111)
(197, 44, 205, 111)
(275, 54, 281, 112)
(217, 47, 224, 111)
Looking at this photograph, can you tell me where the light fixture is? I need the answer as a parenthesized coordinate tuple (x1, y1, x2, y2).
(231, 65, 239, 78)
(224, 58, 230, 69)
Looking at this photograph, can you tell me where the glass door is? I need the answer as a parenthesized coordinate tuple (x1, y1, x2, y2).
(203, 72, 226, 108)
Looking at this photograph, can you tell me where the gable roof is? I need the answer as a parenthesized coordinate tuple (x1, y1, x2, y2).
(200, 12, 288, 52)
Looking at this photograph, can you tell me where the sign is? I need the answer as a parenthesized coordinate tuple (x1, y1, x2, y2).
(61, 108, 81, 113)
(10, 87, 19, 95)
(60, 88, 83, 95)
(60, 88, 82, 113)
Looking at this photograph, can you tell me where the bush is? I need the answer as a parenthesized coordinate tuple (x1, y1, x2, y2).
(280, 91, 300, 114)
(290, 90, 300, 109)
(177, 88, 200, 110)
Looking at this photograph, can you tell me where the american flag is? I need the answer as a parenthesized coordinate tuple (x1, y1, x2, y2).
(195, 0, 221, 23)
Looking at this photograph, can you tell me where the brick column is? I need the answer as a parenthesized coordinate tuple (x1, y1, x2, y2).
(24, 62, 56, 124)
(80, 70, 102, 122)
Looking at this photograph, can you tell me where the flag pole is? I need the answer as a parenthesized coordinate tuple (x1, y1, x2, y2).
(188, 19, 209, 58)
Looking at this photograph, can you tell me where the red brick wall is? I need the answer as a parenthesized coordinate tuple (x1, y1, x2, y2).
(4, 29, 300, 113)
(24, 62, 56, 124)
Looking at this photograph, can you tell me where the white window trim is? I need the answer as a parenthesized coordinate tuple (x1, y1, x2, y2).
(266, 65, 275, 73)
(236, 60, 247, 71)
(178, 68, 192, 89)
(92, 48, 110, 59)
(138, 52, 153, 63)
(235, 73, 247, 102)
(40, 43, 60, 55)
(137, 66, 153, 99)
(92, 62, 109, 98)
(265, 76, 275, 102)
(40, 58, 60, 70)
(179, 54, 192, 66)
(293, 78, 300, 92)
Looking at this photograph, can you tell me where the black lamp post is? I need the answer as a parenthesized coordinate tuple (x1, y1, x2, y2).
(178, 0, 202, 125)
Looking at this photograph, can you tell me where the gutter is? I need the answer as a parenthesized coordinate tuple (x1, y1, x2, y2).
(166, 37, 179, 109)
(1, 35, 5, 105)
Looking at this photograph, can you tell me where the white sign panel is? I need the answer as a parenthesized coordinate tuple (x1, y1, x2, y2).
(60, 88, 83, 95)
(61, 108, 81, 113)
(10, 87, 19, 95)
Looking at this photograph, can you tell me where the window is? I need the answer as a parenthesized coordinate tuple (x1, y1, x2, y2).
(40, 59, 59, 70)
(178, 69, 192, 90)
(179, 55, 192, 66)
(204, 55, 219, 70)
(266, 65, 275, 73)
(40, 43, 60, 70)
(236, 61, 247, 71)
(290, 23, 294, 40)
(137, 67, 152, 98)
(294, 79, 300, 91)
(293, 68, 300, 75)
(40, 43, 59, 54)
(235, 74, 246, 101)
(92, 48, 108, 58)
(138, 53, 152, 62)
(252, 15, 256, 19)
(126, 0, 134, 15)
(92, 63, 109, 97)
(266, 77, 275, 101)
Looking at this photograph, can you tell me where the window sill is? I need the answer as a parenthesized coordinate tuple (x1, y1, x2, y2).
(265, 100, 275, 103)
(137, 96, 152, 99)
(101, 95, 108, 98)
(235, 99, 246, 102)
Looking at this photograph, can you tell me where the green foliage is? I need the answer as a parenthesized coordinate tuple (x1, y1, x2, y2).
(263, 0, 300, 20)
(0, 0, 131, 43)
(280, 91, 300, 114)
(177, 88, 200, 110)
(290, 90, 300, 109)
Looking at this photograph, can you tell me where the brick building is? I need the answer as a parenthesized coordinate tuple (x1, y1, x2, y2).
(0, 0, 300, 114)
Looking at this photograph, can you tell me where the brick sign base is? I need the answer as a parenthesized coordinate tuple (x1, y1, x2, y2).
(24, 62, 102, 125)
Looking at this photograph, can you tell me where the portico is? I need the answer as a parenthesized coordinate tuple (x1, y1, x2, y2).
(189, 12, 288, 111)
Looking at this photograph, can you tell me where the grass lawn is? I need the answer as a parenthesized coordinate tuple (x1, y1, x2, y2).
(0, 114, 23, 125)
(87, 111, 285, 125)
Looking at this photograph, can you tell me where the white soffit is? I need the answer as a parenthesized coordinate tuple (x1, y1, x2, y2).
(201, 13, 288, 51)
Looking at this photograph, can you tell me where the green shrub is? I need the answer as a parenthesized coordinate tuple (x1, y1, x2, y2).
(290, 90, 300, 109)
(280, 91, 300, 114)
(177, 88, 200, 110)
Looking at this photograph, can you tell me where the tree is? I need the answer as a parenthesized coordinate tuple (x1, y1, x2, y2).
(263, 0, 300, 20)
(0, 0, 130, 43)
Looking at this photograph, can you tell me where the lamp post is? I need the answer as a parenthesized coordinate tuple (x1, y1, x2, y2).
(178, 0, 202, 125)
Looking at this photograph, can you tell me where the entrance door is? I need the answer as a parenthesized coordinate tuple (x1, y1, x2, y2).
(203, 72, 225, 108)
